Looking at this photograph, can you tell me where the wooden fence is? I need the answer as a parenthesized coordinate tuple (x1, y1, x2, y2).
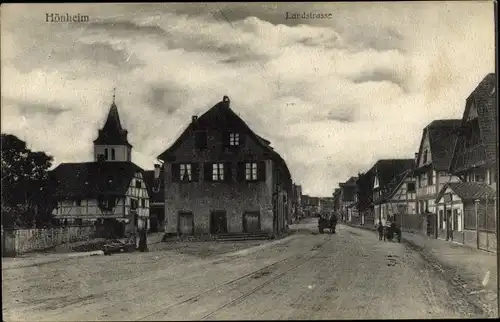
(2, 225, 97, 257)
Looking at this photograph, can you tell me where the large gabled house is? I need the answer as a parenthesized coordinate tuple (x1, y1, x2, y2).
(435, 73, 497, 251)
(156, 96, 292, 238)
(370, 159, 415, 226)
(413, 119, 462, 237)
(50, 97, 150, 238)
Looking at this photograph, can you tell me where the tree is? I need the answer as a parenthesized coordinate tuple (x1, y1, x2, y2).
(1, 134, 55, 228)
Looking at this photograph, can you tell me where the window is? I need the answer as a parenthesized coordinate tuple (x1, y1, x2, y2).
(212, 163, 225, 181)
(180, 164, 192, 181)
(130, 199, 138, 210)
(407, 182, 415, 193)
(141, 199, 146, 208)
(75, 199, 82, 206)
(428, 170, 434, 185)
(423, 150, 428, 164)
(135, 180, 141, 188)
(195, 131, 208, 149)
(245, 162, 258, 181)
(111, 148, 116, 160)
(104, 148, 109, 160)
(439, 210, 443, 229)
(98, 197, 116, 211)
(229, 133, 240, 146)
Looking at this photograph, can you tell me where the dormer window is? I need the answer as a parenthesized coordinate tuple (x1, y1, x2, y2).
(229, 133, 240, 146)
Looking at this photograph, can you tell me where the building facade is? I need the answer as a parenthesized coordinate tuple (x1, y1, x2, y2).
(413, 119, 462, 237)
(339, 177, 357, 222)
(157, 96, 292, 237)
(436, 73, 497, 252)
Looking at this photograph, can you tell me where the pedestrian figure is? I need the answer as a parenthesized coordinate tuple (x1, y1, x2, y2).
(377, 223, 384, 240)
(138, 230, 148, 252)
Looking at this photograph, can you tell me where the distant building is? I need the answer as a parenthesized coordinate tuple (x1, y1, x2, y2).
(435, 73, 497, 251)
(50, 96, 150, 237)
(339, 177, 357, 222)
(157, 96, 292, 237)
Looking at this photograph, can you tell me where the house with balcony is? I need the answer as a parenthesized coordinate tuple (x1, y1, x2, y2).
(371, 159, 415, 226)
(435, 73, 497, 252)
(413, 119, 462, 237)
(156, 96, 292, 238)
(50, 96, 150, 238)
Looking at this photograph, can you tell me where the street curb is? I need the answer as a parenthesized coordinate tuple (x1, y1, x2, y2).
(346, 223, 497, 317)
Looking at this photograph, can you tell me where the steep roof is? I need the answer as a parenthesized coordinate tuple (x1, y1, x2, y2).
(375, 169, 413, 204)
(414, 119, 462, 172)
(436, 181, 496, 202)
(143, 170, 165, 203)
(50, 161, 144, 199)
(371, 159, 415, 189)
(157, 96, 292, 182)
(93, 102, 133, 147)
(449, 73, 497, 172)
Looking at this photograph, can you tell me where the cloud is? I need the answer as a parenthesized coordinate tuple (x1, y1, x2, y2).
(0, 2, 495, 196)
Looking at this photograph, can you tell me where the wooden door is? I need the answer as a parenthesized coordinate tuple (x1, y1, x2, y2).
(446, 209, 452, 240)
(178, 212, 194, 235)
(243, 212, 260, 233)
(210, 211, 228, 234)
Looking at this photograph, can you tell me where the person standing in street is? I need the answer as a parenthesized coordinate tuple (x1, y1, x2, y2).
(377, 222, 384, 241)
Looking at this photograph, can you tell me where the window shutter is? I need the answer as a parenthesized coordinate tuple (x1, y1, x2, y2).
(192, 163, 200, 182)
(237, 162, 245, 182)
(171, 164, 180, 182)
(239, 133, 245, 147)
(223, 131, 230, 147)
(225, 162, 233, 182)
(258, 161, 266, 181)
(204, 163, 212, 182)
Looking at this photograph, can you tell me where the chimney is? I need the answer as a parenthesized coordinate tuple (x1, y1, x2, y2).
(154, 164, 161, 179)
(192, 116, 198, 123)
(223, 95, 230, 104)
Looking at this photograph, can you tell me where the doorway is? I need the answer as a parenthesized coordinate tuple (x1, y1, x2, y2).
(243, 212, 260, 233)
(445, 209, 452, 240)
(210, 211, 228, 234)
(178, 212, 194, 235)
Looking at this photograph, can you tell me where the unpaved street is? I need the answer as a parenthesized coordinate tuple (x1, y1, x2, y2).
(2, 219, 488, 321)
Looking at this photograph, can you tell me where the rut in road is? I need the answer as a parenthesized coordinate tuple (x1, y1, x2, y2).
(138, 237, 333, 321)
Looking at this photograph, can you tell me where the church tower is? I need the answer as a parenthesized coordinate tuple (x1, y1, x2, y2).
(93, 90, 132, 162)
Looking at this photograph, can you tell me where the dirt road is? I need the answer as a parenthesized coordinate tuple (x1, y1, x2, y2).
(2, 219, 488, 321)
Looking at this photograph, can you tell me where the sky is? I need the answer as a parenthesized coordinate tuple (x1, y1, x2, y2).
(1, 2, 496, 197)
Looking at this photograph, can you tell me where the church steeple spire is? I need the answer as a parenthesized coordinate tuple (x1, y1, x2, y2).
(93, 90, 133, 162)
